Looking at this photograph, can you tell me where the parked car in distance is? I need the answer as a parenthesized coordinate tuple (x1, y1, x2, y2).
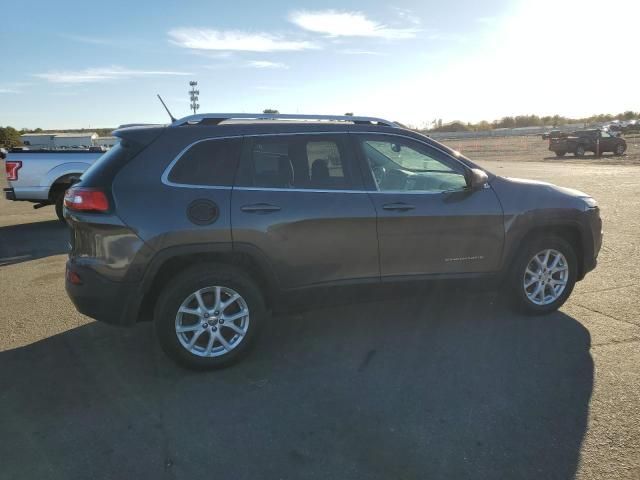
(3, 149, 105, 221)
(64, 113, 602, 369)
(541, 130, 566, 140)
(549, 129, 626, 157)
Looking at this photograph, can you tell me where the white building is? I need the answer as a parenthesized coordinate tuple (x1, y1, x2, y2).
(21, 132, 98, 149)
(51, 132, 97, 148)
(20, 133, 57, 148)
(94, 136, 118, 148)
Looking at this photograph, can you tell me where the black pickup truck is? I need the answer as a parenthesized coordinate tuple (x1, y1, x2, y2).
(549, 129, 627, 157)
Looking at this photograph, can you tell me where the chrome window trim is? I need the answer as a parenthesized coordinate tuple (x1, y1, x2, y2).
(161, 136, 241, 189)
(234, 186, 368, 194)
(161, 130, 479, 192)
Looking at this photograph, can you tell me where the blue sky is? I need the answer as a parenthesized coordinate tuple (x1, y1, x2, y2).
(1, 0, 638, 129)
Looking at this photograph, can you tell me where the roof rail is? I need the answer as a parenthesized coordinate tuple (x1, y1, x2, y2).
(117, 123, 162, 129)
(170, 113, 399, 128)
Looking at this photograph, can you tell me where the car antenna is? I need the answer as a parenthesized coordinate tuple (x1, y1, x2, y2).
(157, 94, 176, 123)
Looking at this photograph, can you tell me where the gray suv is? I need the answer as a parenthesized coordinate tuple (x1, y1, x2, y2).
(64, 113, 602, 369)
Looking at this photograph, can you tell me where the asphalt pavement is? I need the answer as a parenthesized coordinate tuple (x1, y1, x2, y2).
(0, 159, 638, 479)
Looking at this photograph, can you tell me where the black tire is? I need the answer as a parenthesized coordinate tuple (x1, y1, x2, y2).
(154, 263, 266, 370)
(555, 151, 566, 157)
(54, 193, 66, 223)
(509, 235, 577, 315)
(574, 145, 586, 157)
(614, 144, 626, 156)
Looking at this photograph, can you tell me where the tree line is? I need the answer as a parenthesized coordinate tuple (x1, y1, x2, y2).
(427, 111, 640, 133)
(2, 110, 639, 147)
(0, 126, 115, 148)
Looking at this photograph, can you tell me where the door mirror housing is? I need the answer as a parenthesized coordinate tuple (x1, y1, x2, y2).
(468, 168, 488, 191)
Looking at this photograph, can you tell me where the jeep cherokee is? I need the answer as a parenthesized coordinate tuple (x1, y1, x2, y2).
(64, 113, 602, 369)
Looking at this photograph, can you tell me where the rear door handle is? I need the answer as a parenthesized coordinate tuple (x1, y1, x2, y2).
(240, 203, 281, 213)
(382, 202, 415, 212)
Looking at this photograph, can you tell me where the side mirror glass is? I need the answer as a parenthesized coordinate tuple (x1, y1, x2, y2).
(468, 168, 488, 191)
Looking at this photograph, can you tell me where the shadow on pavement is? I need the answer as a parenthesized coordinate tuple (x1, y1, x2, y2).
(0, 291, 593, 480)
(0, 220, 68, 266)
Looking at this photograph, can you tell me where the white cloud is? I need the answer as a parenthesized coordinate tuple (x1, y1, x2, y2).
(168, 28, 317, 52)
(33, 66, 192, 84)
(289, 10, 419, 39)
(60, 34, 115, 46)
(392, 7, 421, 25)
(475, 16, 498, 25)
(247, 60, 289, 69)
(339, 49, 386, 56)
(0, 82, 31, 94)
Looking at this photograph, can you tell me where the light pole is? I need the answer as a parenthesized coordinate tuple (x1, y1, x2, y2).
(189, 81, 200, 115)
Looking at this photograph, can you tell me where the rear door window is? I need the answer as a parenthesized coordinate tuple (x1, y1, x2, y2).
(237, 135, 360, 190)
(166, 138, 242, 186)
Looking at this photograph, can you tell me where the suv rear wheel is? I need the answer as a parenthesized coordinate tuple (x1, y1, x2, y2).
(154, 263, 266, 369)
(510, 236, 577, 314)
(614, 144, 626, 156)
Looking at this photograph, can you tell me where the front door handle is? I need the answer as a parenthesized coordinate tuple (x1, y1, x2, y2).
(382, 202, 415, 212)
(240, 203, 281, 213)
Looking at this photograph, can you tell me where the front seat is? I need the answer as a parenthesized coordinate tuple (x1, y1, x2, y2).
(311, 159, 330, 187)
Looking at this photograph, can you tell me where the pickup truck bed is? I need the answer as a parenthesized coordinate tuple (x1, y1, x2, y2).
(3, 149, 104, 221)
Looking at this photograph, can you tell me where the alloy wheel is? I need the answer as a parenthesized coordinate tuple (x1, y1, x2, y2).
(523, 249, 569, 306)
(175, 286, 250, 357)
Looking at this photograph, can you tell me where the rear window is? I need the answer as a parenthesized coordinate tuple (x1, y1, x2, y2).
(79, 140, 142, 187)
(167, 138, 242, 186)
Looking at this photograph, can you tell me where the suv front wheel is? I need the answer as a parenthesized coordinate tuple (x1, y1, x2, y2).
(154, 263, 266, 369)
(510, 236, 577, 314)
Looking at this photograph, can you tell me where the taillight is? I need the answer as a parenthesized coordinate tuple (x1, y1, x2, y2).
(64, 187, 110, 212)
(5, 160, 22, 181)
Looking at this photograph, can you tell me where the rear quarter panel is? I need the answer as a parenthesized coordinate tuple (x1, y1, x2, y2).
(111, 127, 235, 252)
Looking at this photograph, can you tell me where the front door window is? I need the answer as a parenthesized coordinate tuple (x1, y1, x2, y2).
(359, 137, 468, 193)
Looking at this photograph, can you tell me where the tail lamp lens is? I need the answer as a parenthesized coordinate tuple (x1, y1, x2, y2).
(64, 187, 110, 212)
(66, 266, 82, 285)
(5, 160, 22, 181)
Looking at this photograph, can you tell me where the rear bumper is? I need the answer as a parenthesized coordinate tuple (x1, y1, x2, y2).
(3, 187, 16, 201)
(65, 261, 140, 326)
(4, 186, 50, 202)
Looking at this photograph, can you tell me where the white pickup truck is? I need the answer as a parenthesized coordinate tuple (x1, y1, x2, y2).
(2, 147, 106, 221)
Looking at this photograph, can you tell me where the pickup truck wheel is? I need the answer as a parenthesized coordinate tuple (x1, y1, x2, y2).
(54, 194, 66, 223)
(614, 144, 626, 156)
(555, 151, 566, 157)
(574, 145, 586, 157)
(510, 236, 577, 315)
(154, 263, 266, 370)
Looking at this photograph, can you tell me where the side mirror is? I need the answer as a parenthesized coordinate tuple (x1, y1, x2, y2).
(468, 168, 488, 191)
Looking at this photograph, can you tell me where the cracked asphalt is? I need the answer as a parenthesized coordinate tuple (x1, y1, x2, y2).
(0, 153, 639, 479)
